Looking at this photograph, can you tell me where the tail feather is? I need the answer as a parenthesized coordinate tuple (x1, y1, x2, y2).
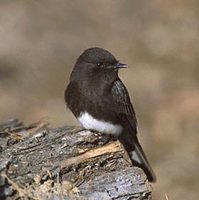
(119, 134, 156, 182)
(131, 141, 156, 182)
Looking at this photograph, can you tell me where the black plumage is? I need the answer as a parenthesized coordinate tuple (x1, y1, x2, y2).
(65, 47, 156, 182)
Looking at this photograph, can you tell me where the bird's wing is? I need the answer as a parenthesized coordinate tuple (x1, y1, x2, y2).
(111, 78, 137, 133)
(111, 79, 156, 182)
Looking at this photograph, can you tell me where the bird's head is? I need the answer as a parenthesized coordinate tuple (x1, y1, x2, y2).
(70, 47, 127, 82)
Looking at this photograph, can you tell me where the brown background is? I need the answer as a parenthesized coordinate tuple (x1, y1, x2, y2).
(0, 1, 199, 199)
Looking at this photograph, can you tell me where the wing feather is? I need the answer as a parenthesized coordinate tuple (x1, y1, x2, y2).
(111, 79, 137, 133)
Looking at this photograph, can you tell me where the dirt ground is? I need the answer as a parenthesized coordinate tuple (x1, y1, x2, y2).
(0, 1, 199, 199)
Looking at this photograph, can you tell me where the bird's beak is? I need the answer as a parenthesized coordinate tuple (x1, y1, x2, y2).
(115, 62, 128, 69)
(107, 62, 128, 70)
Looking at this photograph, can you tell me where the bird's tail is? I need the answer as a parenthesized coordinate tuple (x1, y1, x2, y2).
(119, 135, 156, 182)
(130, 139, 156, 182)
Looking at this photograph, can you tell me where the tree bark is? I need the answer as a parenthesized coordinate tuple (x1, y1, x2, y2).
(0, 119, 152, 200)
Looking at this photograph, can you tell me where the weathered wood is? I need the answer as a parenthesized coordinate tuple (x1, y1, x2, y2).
(0, 119, 152, 200)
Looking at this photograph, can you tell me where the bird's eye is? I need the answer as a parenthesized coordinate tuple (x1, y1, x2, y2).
(97, 62, 103, 67)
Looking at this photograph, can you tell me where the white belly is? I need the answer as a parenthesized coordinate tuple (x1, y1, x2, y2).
(78, 112, 123, 136)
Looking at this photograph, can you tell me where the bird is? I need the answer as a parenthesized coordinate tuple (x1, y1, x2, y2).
(64, 47, 156, 182)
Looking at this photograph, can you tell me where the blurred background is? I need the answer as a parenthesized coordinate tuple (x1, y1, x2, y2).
(0, 0, 199, 199)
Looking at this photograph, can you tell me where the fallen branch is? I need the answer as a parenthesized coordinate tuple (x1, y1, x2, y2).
(0, 119, 152, 200)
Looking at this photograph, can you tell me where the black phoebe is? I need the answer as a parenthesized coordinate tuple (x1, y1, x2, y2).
(65, 47, 156, 182)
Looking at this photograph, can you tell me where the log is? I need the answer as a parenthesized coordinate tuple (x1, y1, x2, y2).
(0, 119, 152, 200)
